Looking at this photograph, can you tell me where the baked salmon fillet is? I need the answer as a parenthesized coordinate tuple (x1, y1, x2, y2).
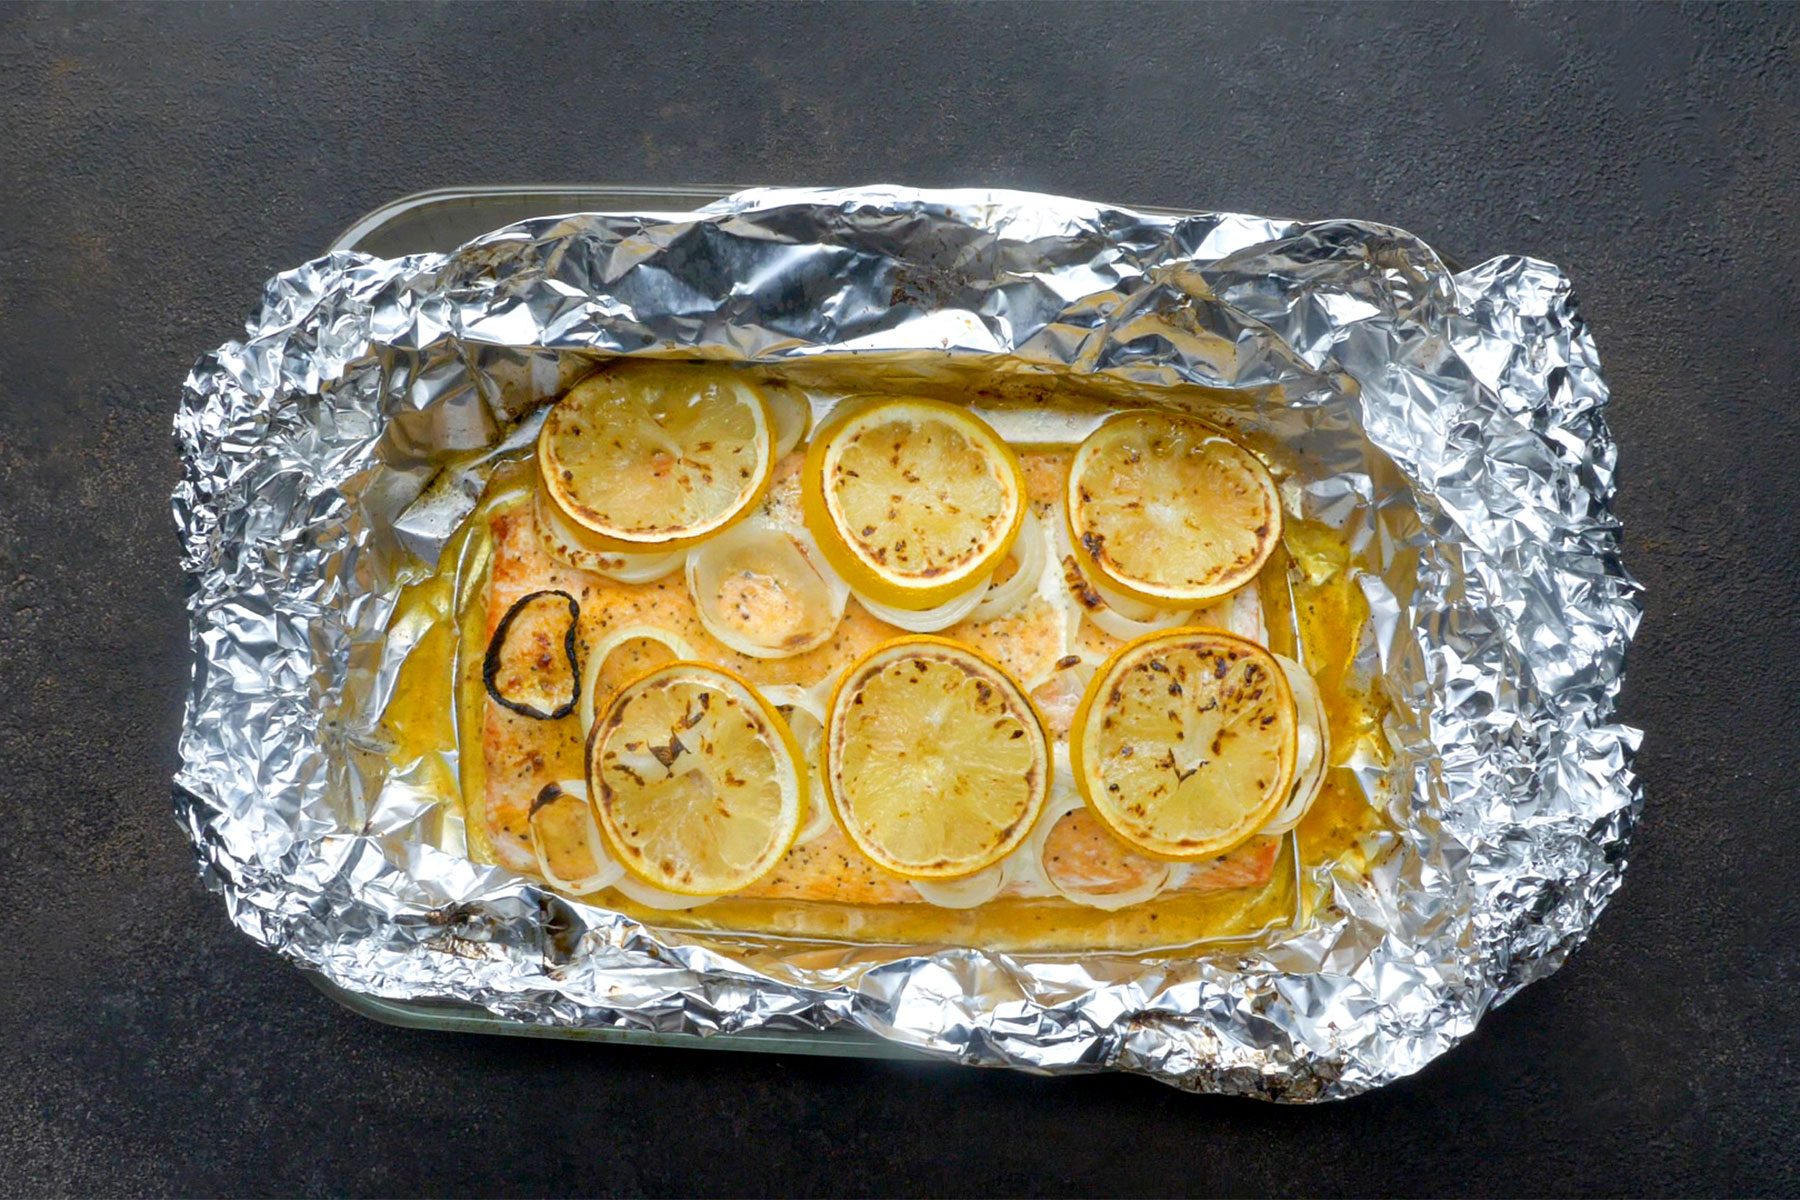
(477, 449, 1279, 907)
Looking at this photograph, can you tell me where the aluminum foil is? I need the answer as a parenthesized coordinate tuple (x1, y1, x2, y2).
(172, 186, 1642, 1099)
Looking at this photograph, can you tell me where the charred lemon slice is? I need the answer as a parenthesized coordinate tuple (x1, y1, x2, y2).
(539, 362, 775, 552)
(803, 398, 1025, 610)
(1071, 627, 1296, 860)
(1066, 412, 1281, 608)
(824, 636, 1049, 880)
(588, 662, 805, 896)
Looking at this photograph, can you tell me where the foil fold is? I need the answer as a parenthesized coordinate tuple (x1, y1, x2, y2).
(173, 186, 1641, 1099)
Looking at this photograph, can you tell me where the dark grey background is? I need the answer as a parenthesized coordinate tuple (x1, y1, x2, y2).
(2, 2, 1796, 1196)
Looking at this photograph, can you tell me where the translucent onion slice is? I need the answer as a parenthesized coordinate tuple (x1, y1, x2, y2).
(1028, 786, 1175, 912)
(1231, 584, 1270, 643)
(534, 485, 687, 583)
(1084, 586, 1194, 642)
(1036, 560, 1085, 667)
(767, 383, 812, 458)
(527, 780, 623, 894)
(999, 817, 1053, 897)
(968, 507, 1047, 624)
(855, 579, 989, 632)
(1051, 501, 1192, 640)
(910, 861, 1008, 908)
(577, 626, 699, 733)
(608, 873, 719, 911)
(1257, 654, 1331, 836)
(1089, 571, 1175, 623)
(593, 548, 690, 585)
(1050, 741, 1076, 793)
(762, 683, 834, 844)
(687, 520, 849, 659)
(948, 833, 1061, 905)
(760, 682, 825, 721)
(1025, 652, 1102, 741)
(1195, 581, 1270, 644)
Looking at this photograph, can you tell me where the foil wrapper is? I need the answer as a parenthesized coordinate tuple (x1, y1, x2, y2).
(172, 187, 1642, 1099)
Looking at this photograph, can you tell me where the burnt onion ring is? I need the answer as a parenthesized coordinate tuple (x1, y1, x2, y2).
(482, 589, 581, 720)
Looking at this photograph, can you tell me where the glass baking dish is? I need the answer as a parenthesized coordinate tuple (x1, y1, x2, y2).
(328, 184, 1203, 257)
(319, 184, 918, 1056)
(311, 183, 1299, 1056)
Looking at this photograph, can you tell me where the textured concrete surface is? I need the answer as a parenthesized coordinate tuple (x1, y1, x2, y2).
(1, 1, 1796, 1195)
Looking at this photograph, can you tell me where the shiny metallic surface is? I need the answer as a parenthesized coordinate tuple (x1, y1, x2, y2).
(172, 186, 1640, 1099)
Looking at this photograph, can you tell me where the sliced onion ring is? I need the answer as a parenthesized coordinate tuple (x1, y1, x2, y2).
(686, 520, 848, 658)
(1193, 582, 1270, 644)
(794, 791, 836, 845)
(1257, 654, 1331, 835)
(762, 683, 835, 844)
(968, 507, 1047, 624)
(1024, 652, 1102, 742)
(1227, 583, 1270, 644)
(607, 873, 719, 911)
(534, 485, 686, 583)
(1089, 571, 1176, 622)
(910, 862, 1008, 909)
(856, 578, 989, 632)
(1050, 741, 1076, 794)
(1028, 786, 1174, 912)
(760, 683, 826, 719)
(1084, 593, 1194, 642)
(577, 626, 699, 732)
(527, 780, 623, 895)
(766, 383, 812, 458)
(1051, 501, 1193, 640)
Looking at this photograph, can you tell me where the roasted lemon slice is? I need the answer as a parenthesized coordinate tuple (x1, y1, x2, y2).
(588, 662, 805, 896)
(1066, 412, 1281, 608)
(803, 398, 1025, 610)
(1071, 628, 1296, 860)
(824, 636, 1048, 880)
(539, 362, 775, 552)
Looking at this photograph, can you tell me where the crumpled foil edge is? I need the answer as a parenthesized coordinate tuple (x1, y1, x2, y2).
(172, 187, 1642, 1099)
